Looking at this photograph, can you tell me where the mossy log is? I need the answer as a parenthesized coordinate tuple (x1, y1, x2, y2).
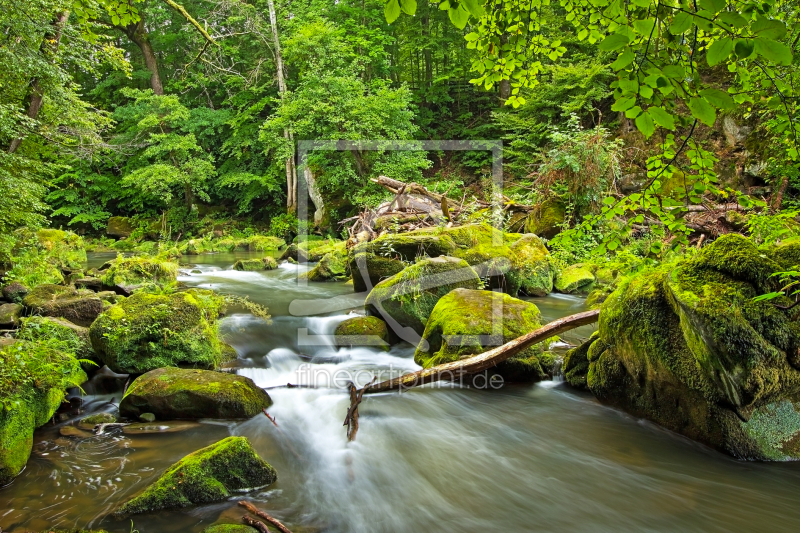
(364, 309, 599, 393)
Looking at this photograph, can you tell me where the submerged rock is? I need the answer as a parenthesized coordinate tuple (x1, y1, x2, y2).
(119, 367, 272, 419)
(89, 291, 227, 374)
(577, 235, 800, 460)
(115, 436, 277, 515)
(414, 289, 550, 382)
(365, 256, 481, 337)
(22, 285, 103, 327)
(334, 316, 391, 348)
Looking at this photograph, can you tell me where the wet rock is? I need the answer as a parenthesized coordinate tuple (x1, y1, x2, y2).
(300, 252, 347, 282)
(334, 316, 391, 348)
(115, 436, 277, 516)
(580, 235, 800, 460)
(99, 256, 178, 292)
(139, 412, 156, 422)
(106, 216, 135, 238)
(554, 264, 595, 295)
(348, 252, 406, 293)
(22, 285, 104, 327)
(89, 291, 226, 374)
(119, 367, 272, 420)
(96, 291, 123, 305)
(59, 426, 94, 438)
(2, 281, 29, 303)
(77, 412, 117, 430)
(365, 256, 481, 337)
(562, 331, 599, 389)
(0, 303, 23, 328)
(233, 257, 278, 271)
(191, 269, 203, 274)
(74, 278, 104, 291)
(414, 288, 550, 382)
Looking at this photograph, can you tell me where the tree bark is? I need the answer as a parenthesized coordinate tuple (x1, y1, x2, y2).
(123, 19, 164, 95)
(8, 11, 70, 154)
(363, 310, 600, 393)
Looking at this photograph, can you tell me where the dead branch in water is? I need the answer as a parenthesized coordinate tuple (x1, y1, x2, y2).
(344, 377, 377, 441)
(364, 310, 600, 393)
(239, 501, 294, 533)
(243, 515, 271, 533)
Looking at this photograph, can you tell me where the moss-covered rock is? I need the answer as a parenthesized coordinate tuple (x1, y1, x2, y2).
(202, 525, 259, 533)
(106, 216, 135, 238)
(583, 235, 800, 460)
(234, 257, 278, 272)
(525, 198, 566, 239)
(507, 235, 554, 296)
(17, 316, 97, 366)
(301, 252, 348, 282)
(78, 412, 117, 429)
(414, 288, 549, 382)
(100, 256, 178, 293)
(0, 340, 86, 485)
(89, 291, 227, 374)
(562, 331, 599, 389)
(364, 232, 458, 262)
(119, 367, 272, 419)
(297, 239, 346, 262)
(22, 285, 104, 327)
(334, 316, 391, 348)
(247, 235, 284, 252)
(0, 303, 23, 328)
(554, 264, 595, 294)
(771, 241, 800, 270)
(2, 281, 30, 303)
(349, 252, 406, 292)
(365, 256, 481, 336)
(116, 436, 277, 516)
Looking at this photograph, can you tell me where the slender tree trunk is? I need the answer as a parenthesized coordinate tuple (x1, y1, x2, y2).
(123, 19, 164, 95)
(184, 183, 194, 211)
(267, 0, 296, 210)
(8, 11, 70, 154)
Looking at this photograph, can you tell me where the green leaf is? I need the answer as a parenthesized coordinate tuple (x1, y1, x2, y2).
(439, 1, 451, 10)
(698, 0, 725, 13)
(611, 96, 637, 112)
(633, 19, 655, 36)
(625, 105, 642, 119)
(669, 12, 693, 34)
(648, 107, 675, 130)
(462, 0, 485, 18)
(734, 39, 755, 59)
(663, 65, 685, 79)
(752, 17, 787, 40)
(699, 88, 735, 110)
(718, 12, 749, 29)
(688, 97, 717, 126)
(754, 38, 793, 66)
(385, 0, 402, 23)
(449, 5, 470, 29)
(631, 0, 650, 6)
(399, 0, 417, 16)
(706, 37, 733, 66)
(611, 50, 635, 70)
(599, 32, 631, 51)
(636, 111, 656, 138)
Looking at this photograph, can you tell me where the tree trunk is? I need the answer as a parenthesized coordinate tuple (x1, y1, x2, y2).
(123, 19, 164, 95)
(184, 183, 194, 211)
(267, 0, 296, 210)
(8, 11, 70, 154)
(363, 310, 600, 393)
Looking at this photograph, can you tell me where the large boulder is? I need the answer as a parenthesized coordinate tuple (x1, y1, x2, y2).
(100, 256, 178, 293)
(414, 289, 551, 382)
(233, 257, 278, 271)
(0, 341, 86, 485)
(106, 216, 135, 238)
(363, 232, 458, 262)
(89, 291, 227, 374)
(334, 316, 391, 348)
(554, 264, 595, 294)
(365, 256, 481, 337)
(116, 436, 277, 516)
(525, 198, 566, 238)
(17, 316, 97, 365)
(119, 368, 272, 419)
(0, 303, 23, 328)
(22, 285, 104, 327)
(349, 252, 406, 293)
(300, 252, 348, 282)
(578, 235, 800, 460)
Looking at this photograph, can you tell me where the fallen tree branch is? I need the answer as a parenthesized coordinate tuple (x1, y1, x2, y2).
(239, 501, 293, 533)
(363, 310, 600, 393)
(242, 515, 271, 533)
(344, 377, 376, 441)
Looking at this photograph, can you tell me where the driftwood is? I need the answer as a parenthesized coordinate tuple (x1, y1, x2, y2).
(343, 377, 376, 441)
(243, 515, 271, 533)
(363, 309, 600, 394)
(239, 501, 294, 533)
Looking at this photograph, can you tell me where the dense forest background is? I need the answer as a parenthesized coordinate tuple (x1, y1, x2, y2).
(1, 0, 798, 257)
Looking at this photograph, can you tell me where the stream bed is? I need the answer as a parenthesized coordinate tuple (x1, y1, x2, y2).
(3, 252, 800, 532)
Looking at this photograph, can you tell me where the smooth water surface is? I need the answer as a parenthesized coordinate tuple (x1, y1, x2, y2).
(3, 252, 800, 533)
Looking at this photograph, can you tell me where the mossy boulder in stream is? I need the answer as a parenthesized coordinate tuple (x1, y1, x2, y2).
(301, 252, 348, 282)
(0, 340, 86, 485)
(233, 257, 278, 271)
(579, 235, 800, 460)
(365, 256, 481, 337)
(100, 256, 178, 293)
(554, 264, 596, 294)
(89, 291, 227, 374)
(202, 525, 259, 533)
(120, 367, 271, 419)
(334, 316, 391, 348)
(17, 316, 99, 370)
(349, 251, 406, 292)
(414, 289, 550, 382)
(364, 232, 458, 262)
(115, 436, 277, 516)
(22, 285, 104, 327)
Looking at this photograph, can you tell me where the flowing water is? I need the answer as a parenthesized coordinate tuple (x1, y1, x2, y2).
(3, 252, 800, 532)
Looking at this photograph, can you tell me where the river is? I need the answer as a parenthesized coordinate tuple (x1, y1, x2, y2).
(2, 252, 800, 532)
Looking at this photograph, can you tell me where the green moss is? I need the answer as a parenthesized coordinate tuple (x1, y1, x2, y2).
(365, 256, 481, 335)
(100, 255, 178, 289)
(364, 232, 458, 262)
(0, 303, 23, 327)
(349, 252, 406, 292)
(771, 241, 800, 270)
(202, 525, 259, 533)
(334, 316, 391, 348)
(22, 285, 104, 327)
(79, 412, 117, 426)
(298, 239, 347, 262)
(414, 288, 548, 382)
(301, 252, 348, 282)
(89, 291, 226, 374)
(119, 367, 272, 419)
(17, 316, 98, 368)
(246, 235, 284, 252)
(115, 436, 277, 516)
(562, 331, 599, 389)
(554, 264, 595, 294)
(234, 257, 278, 272)
(524, 198, 566, 238)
